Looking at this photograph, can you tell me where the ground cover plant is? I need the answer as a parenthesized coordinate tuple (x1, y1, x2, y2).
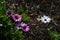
(0, 0, 60, 40)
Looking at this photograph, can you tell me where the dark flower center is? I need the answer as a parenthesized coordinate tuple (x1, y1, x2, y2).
(7, 11, 11, 15)
(15, 16, 19, 19)
(23, 26, 26, 29)
(44, 19, 47, 21)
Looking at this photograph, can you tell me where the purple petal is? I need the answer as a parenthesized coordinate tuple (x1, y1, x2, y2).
(20, 22, 27, 27)
(15, 22, 22, 29)
(20, 22, 30, 32)
(12, 14, 22, 22)
(6, 10, 12, 17)
(22, 26, 30, 32)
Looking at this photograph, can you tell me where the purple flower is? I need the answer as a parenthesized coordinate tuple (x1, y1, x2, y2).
(12, 2, 19, 9)
(6, 10, 12, 17)
(20, 22, 30, 32)
(15, 23, 22, 29)
(12, 14, 22, 22)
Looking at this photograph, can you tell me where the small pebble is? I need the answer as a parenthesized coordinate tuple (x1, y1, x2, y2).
(37, 5, 39, 9)
(37, 18, 41, 22)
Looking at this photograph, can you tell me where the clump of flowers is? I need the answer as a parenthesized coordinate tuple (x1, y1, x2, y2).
(41, 15, 51, 23)
(15, 22, 30, 32)
(6, 10, 30, 32)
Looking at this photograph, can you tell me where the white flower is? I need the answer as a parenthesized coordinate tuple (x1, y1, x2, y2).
(0, 24, 3, 26)
(41, 15, 51, 23)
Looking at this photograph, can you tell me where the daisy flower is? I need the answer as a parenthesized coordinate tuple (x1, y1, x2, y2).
(20, 22, 30, 32)
(12, 14, 22, 22)
(6, 10, 12, 17)
(41, 15, 51, 23)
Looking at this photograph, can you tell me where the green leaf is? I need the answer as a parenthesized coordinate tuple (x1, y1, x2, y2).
(21, 13, 30, 22)
(18, 7, 25, 13)
(11, 28, 24, 40)
(0, 3, 3, 10)
(47, 28, 59, 40)
(0, 0, 5, 2)
(7, 19, 13, 25)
